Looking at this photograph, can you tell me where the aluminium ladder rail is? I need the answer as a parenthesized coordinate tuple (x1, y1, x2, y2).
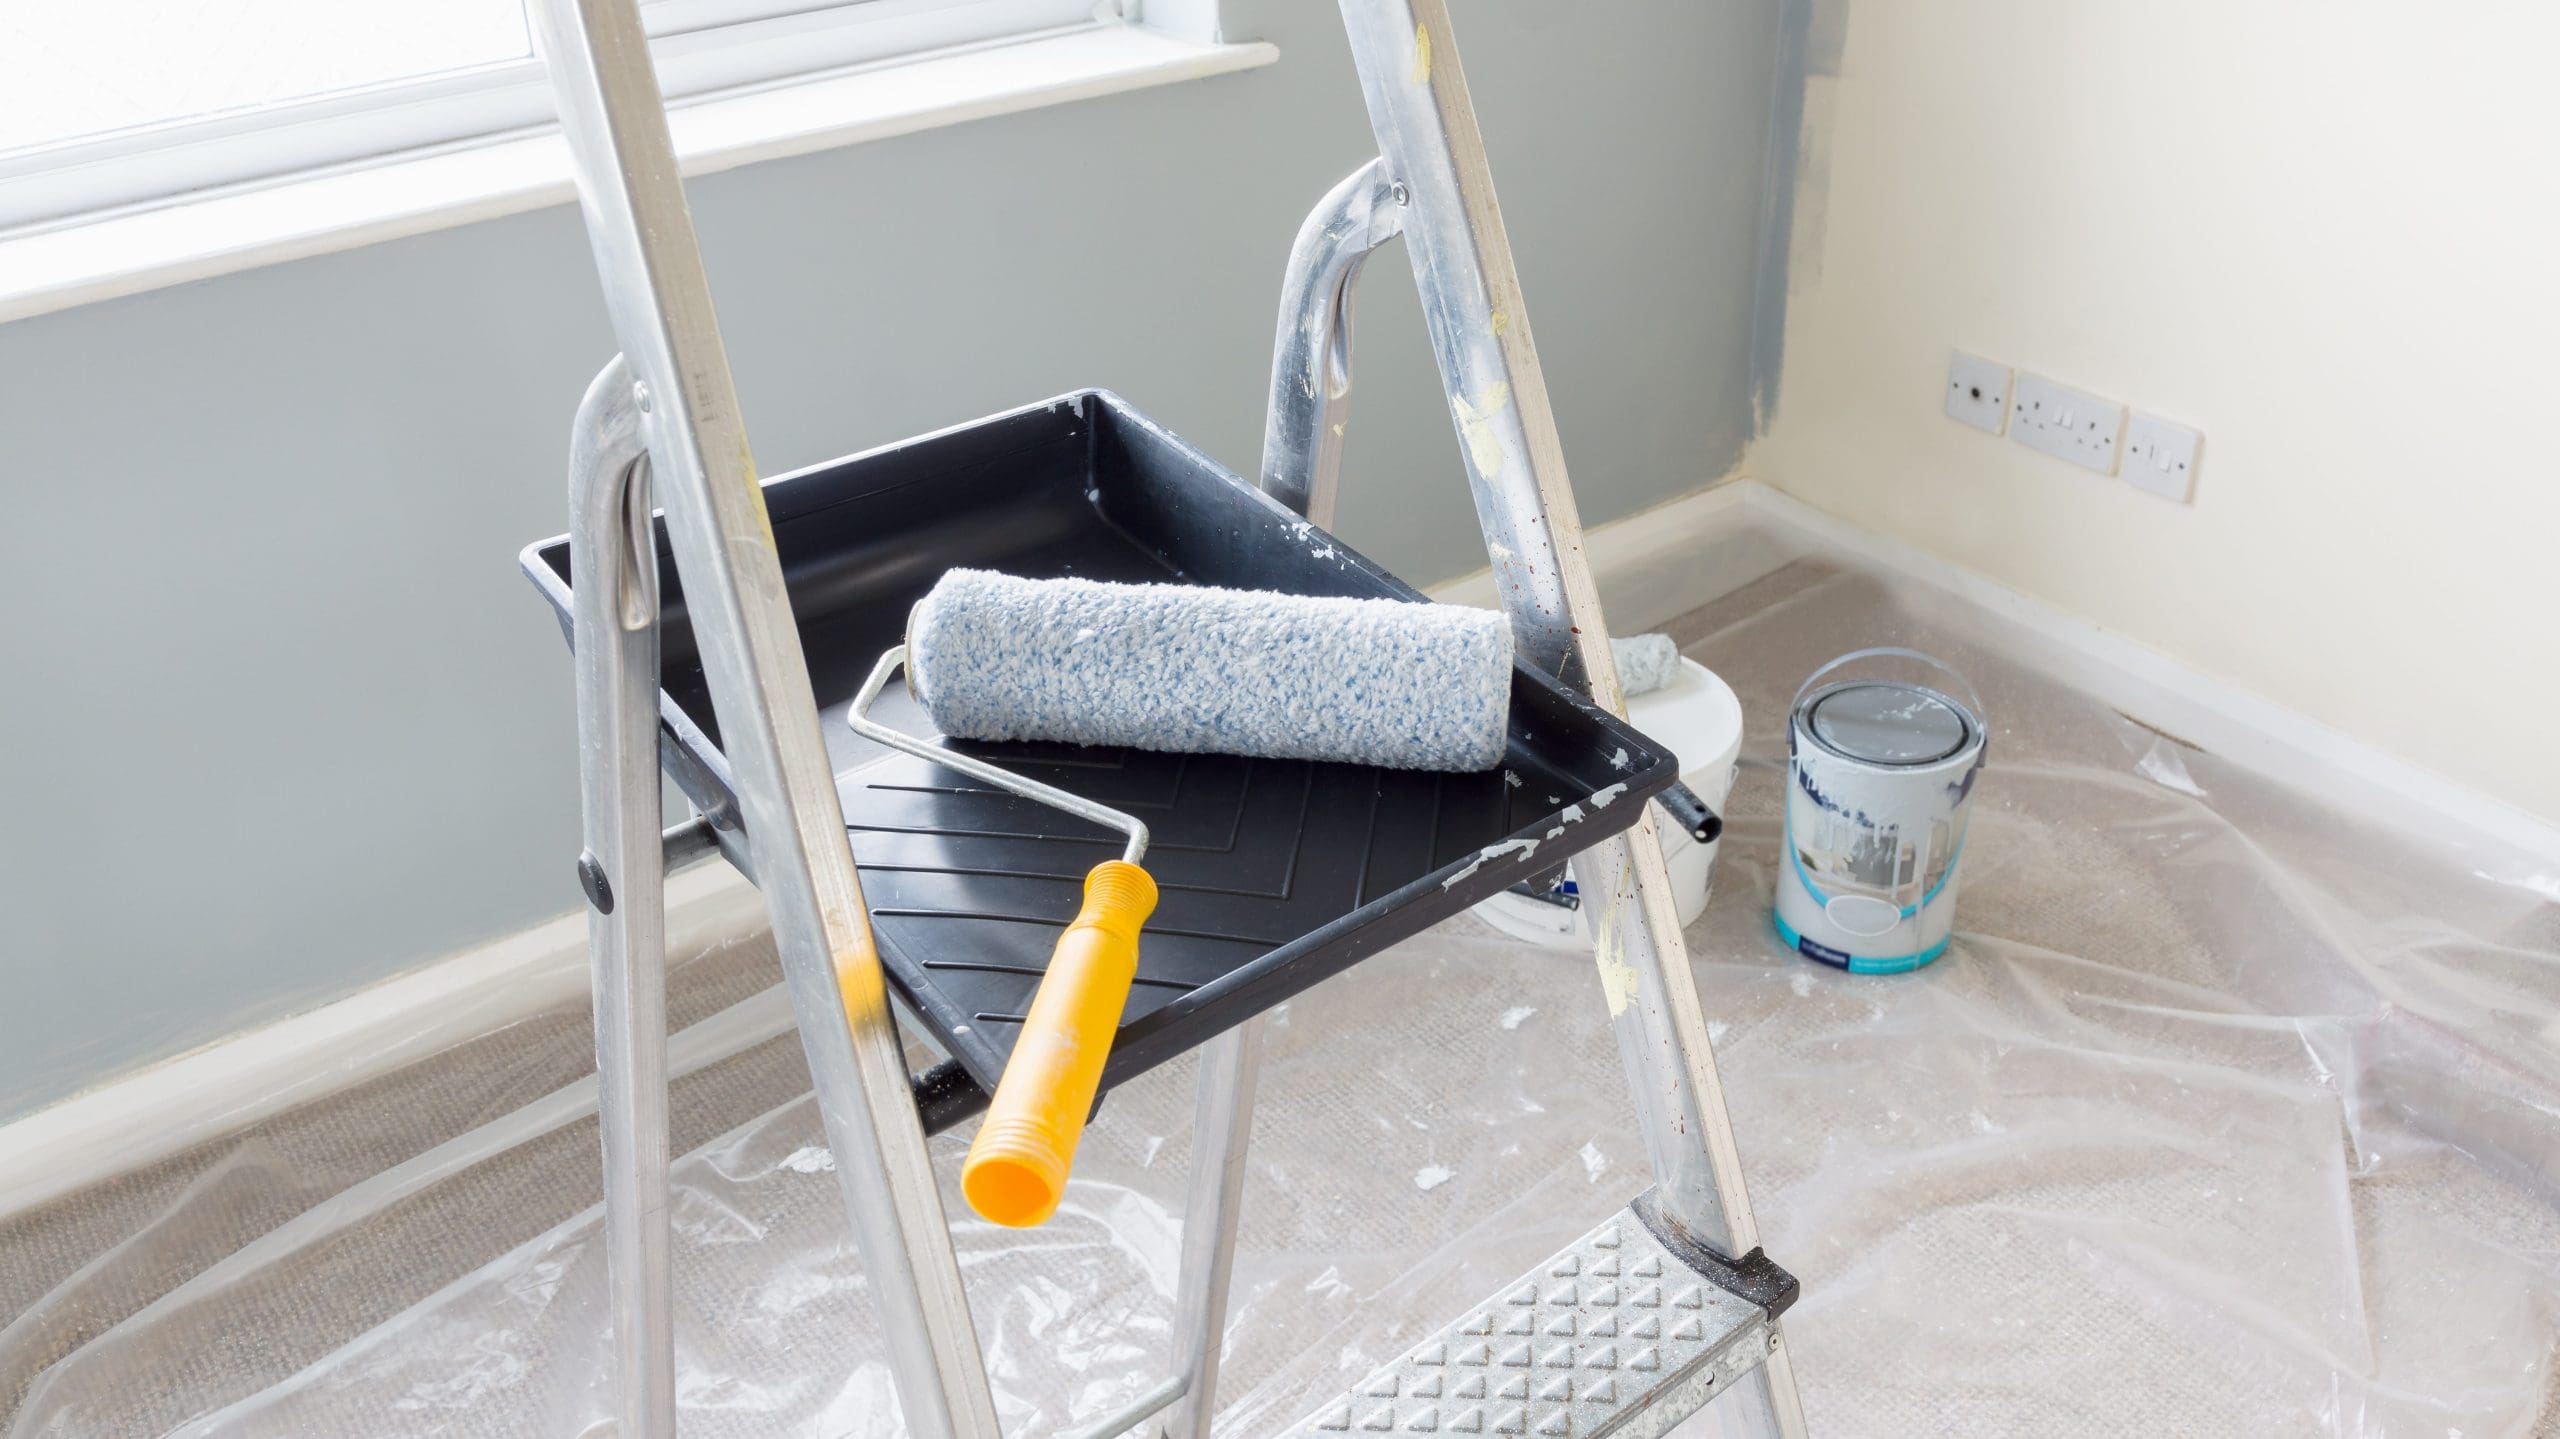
(536, 1, 1808, 1435)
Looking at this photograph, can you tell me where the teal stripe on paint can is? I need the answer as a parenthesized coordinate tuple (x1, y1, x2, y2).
(1774, 910, 1951, 975)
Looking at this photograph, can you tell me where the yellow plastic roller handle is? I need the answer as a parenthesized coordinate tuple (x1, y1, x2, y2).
(962, 860, 1157, 1227)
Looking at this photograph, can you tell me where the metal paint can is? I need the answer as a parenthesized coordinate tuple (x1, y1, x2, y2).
(1774, 647, 1987, 974)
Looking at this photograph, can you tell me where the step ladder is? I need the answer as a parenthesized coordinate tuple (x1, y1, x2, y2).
(529, 1, 1809, 1434)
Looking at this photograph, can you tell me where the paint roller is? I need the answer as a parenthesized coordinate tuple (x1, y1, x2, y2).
(851, 569, 1515, 1226)
(1607, 631, 1726, 843)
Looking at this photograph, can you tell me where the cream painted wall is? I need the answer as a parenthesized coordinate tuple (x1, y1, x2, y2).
(1749, 2, 2560, 823)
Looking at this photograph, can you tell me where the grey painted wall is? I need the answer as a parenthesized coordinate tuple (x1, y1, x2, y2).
(0, 0, 1782, 1118)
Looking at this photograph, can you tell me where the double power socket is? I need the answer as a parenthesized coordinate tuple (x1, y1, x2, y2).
(1945, 352, 2200, 503)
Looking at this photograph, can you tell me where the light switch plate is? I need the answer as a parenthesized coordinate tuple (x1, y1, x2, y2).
(2009, 372, 2125, 476)
(2122, 411, 2202, 502)
(1945, 352, 2012, 434)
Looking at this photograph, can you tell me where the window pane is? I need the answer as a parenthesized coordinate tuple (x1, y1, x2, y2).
(0, 0, 533, 154)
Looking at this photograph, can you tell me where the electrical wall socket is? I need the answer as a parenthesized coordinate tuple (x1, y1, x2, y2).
(1945, 352, 2012, 434)
(2009, 372, 2125, 476)
(2122, 412, 2201, 502)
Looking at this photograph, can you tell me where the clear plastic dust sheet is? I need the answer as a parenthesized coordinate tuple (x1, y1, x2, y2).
(3, 540, 2555, 1436)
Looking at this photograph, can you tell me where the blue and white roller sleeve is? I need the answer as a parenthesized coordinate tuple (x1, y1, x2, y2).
(908, 569, 1514, 772)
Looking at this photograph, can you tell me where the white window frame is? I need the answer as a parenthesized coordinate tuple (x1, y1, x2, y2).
(0, 0, 1110, 235)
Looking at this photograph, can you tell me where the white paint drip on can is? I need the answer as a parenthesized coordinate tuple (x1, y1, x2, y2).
(1774, 647, 1987, 974)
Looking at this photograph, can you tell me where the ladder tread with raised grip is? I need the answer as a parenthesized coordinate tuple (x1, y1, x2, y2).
(1278, 1200, 1792, 1438)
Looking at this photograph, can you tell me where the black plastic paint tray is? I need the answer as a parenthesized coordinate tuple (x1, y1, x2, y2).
(524, 391, 1676, 1100)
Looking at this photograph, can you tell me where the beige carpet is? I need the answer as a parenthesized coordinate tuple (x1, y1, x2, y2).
(5, 555, 2555, 1437)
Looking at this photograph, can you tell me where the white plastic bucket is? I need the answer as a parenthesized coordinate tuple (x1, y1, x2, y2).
(1473, 656, 1742, 948)
(1774, 648, 1986, 974)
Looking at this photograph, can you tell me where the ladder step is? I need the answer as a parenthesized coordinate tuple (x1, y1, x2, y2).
(1278, 1198, 1784, 1438)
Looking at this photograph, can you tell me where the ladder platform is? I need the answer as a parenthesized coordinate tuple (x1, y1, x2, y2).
(523, 391, 1679, 1098)
(1280, 1194, 1796, 1438)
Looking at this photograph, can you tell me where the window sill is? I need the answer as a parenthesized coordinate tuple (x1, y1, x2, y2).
(0, 22, 1276, 325)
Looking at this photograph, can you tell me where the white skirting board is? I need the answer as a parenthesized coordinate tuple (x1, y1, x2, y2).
(1729, 483, 2560, 880)
(1435, 479, 2560, 877)
(6, 477, 2553, 1219)
(1429, 481, 1781, 635)
(0, 861, 762, 1222)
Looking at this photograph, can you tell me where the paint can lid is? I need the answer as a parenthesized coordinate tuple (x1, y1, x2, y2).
(1806, 682, 1971, 766)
